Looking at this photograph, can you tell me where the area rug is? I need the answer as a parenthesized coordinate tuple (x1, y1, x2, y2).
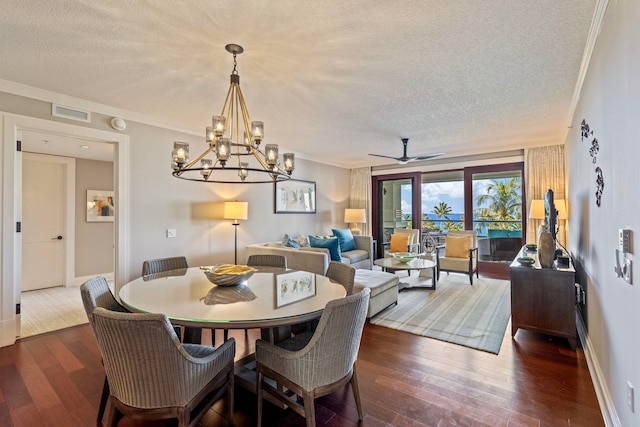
(370, 275, 511, 354)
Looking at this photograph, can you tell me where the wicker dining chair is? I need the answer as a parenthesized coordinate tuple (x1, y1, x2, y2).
(247, 254, 287, 269)
(325, 261, 356, 295)
(91, 307, 235, 427)
(80, 276, 129, 425)
(142, 256, 189, 276)
(142, 256, 206, 343)
(256, 288, 371, 427)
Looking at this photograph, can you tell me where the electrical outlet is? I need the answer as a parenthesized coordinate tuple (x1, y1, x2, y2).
(166, 228, 177, 238)
(628, 381, 635, 412)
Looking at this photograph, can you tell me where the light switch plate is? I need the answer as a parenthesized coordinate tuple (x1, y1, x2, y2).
(166, 229, 177, 238)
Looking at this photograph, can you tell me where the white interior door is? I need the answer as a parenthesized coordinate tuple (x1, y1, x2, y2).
(22, 153, 66, 291)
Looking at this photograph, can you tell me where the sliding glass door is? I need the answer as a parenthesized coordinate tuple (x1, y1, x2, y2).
(373, 163, 524, 278)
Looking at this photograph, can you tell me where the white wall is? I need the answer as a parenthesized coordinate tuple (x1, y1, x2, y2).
(566, 1, 640, 425)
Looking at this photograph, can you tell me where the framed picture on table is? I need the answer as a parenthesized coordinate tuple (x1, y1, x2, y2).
(275, 270, 316, 307)
(86, 190, 114, 222)
(274, 179, 316, 213)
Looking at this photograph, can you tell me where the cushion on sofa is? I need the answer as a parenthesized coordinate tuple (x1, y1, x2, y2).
(331, 228, 357, 252)
(341, 249, 369, 264)
(282, 234, 301, 248)
(309, 236, 342, 261)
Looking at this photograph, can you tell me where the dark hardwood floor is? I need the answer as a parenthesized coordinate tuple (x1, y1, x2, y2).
(0, 318, 603, 426)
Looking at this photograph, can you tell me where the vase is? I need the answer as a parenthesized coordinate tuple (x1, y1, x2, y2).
(538, 231, 555, 268)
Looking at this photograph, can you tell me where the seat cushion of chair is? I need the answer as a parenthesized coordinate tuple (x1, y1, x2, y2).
(276, 331, 314, 352)
(439, 256, 471, 271)
(341, 249, 369, 264)
(353, 270, 399, 298)
(182, 343, 218, 358)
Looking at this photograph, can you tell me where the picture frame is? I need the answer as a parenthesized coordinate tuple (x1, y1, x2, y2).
(275, 270, 316, 307)
(274, 179, 316, 213)
(86, 190, 114, 222)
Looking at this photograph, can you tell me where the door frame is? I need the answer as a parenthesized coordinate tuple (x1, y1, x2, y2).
(22, 152, 76, 290)
(371, 172, 421, 258)
(1, 112, 130, 347)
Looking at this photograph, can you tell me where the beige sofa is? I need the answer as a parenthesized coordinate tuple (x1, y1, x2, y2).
(245, 235, 373, 275)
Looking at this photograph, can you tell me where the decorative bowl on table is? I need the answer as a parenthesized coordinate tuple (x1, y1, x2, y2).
(202, 264, 257, 286)
(517, 256, 536, 267)
(390, 252, 419, 263)
(525, 243, 538, 252)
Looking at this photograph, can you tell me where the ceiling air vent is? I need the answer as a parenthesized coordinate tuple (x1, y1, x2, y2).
(51, 104, 91, 123)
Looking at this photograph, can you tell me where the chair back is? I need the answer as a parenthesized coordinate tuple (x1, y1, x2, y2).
(91, 308, 209, 408)
(80, 276, 128, 327)
(293, 288, 370, 390)
(325, 261, 356, 295)
(142, 256, 188, 276)
(247, 254, 287, 269)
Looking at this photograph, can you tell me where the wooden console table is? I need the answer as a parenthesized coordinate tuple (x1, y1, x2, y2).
(509, 247, 577, 349)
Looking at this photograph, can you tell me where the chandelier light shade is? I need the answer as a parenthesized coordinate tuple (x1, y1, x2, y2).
(344, 208, 367, 235)
(171, 44, 295, 184)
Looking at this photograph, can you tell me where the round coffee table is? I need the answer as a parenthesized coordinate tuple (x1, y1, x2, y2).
(374, 257, 437, 290)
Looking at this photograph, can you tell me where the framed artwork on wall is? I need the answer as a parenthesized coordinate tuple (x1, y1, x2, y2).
(87, 190, 114, 222)
(274, 179, 316, 213)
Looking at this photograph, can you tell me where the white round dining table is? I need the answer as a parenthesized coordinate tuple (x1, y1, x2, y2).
(118, 267, 346, 331)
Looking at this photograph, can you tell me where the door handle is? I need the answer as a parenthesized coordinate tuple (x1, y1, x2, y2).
(52, 235, 63, 240)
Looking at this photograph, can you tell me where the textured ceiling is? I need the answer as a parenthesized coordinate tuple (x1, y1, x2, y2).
(0, 1, 596, 168)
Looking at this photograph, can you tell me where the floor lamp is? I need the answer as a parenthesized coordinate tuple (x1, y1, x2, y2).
(224, 201, 248, 264)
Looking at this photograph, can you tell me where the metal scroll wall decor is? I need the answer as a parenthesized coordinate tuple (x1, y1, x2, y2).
(581, 119, 605, 207)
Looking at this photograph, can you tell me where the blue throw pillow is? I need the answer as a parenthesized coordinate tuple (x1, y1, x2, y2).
(309, 235, 342, 262)
(282, 234, 301, 248)
(331, 228, 357, 252)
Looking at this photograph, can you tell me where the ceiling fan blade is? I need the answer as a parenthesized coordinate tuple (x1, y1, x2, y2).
(368, 154, 401, 160)
(410, 153, 445, 161)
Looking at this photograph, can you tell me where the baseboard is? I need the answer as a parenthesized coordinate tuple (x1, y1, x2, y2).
(577, 313, 621, 426)
(72, 272, 114, 287)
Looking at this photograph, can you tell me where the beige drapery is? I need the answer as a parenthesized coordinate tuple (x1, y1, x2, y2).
(524, 145, 566, 246)
(349, 167, 371, 236)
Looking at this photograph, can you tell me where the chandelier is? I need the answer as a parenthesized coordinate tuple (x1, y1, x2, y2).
(171, 44, 294, 183)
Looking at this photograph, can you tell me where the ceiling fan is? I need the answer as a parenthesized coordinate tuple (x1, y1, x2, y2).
(368, 138, 443, 165)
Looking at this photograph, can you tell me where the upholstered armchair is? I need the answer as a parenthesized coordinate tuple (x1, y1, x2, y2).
(436, 230, 479, 285)
(91, 308, 236, 427)
(383, 228, 421, 257)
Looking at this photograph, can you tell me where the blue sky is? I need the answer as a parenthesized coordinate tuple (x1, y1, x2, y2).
(400, 179, 514, 215)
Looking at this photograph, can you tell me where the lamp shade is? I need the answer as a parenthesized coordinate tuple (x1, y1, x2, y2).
(528, 200, 545, 220)
(344, 208, 366, 224)
(223, 201, 248, 222)
(555, 199, 568, 219)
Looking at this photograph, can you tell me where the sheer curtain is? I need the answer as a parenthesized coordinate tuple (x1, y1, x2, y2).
(349, 167, 371, 236)
(524, 145, 566, 246)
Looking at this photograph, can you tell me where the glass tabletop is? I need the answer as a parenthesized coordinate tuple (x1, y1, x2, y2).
(119, 267, 346, 329)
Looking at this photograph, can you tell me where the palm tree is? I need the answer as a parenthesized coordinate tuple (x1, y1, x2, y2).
(432, 202, 452, 232)
(476, 178, 522, 230)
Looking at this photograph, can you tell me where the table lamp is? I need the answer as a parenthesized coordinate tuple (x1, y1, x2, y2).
(344, 208, 366, 235)
(224, 201, 248, 264)
(528, 199, 546, 244)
